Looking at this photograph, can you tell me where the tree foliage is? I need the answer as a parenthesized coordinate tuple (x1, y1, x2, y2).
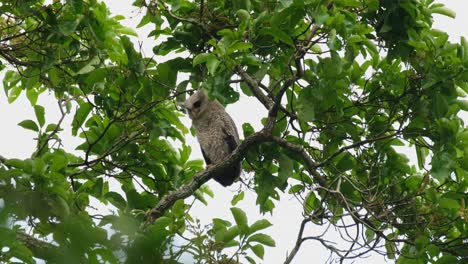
(0, 0, 467, 263)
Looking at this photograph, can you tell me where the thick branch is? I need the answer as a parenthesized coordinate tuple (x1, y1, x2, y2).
(270, 136, 327, 187)
(146, 131, 270, 222)
(16, 231, 62, 260)
(284, 218, 310, 264)
(235, 66, 274, 110)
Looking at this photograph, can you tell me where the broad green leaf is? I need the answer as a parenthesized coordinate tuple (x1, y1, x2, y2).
(438, 198, 460, 210)
(249, 219, 272, 234)
(206, 55, 220, 75)
(193, 53, 215, 66)
(259, 27, 294, 47)
(335, 152, 357, 172)
(72, 102, 92, 136)
(288, 184, 304, 194)
(18, 120, 39, 132)
(231, 207, 249, 234)
(105, 192, 127, 210)
(247, 233, 276, 247)
(34, 105, 45, 127)
(304, 191, 317, 215)
(278, 154, 293, 186)
(297, 88, 315, 122)
(26, 88, 38, 106)
(215, 226, 240, 243)
(45, 124, 59, 132)
(4, 158, 25, 169)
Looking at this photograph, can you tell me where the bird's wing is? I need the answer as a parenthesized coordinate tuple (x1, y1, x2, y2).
(222, 127, 238, 153)
(201, 147, 212, 165)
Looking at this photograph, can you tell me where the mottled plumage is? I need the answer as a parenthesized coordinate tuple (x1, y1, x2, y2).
(185, 90, 240, 186)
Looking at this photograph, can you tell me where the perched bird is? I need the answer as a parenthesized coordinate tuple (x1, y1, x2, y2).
(184, 90, 241, 186)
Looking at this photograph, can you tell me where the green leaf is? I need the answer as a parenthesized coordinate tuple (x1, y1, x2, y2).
(246, 256, 256, 264)
(288, 184, 304, 194)
(243, 123, 255, 137)
(416, 144, 429, 169)
(206, 55, 220, 75)
(72, 102, 92, 136)
(431, 151, 455, 181)
(247, 233, 276, 247)
(8, 85, 22, 103)
(26, 88, 38, 106)
(34, 105, 45, 127)
(433, 94, 448, 118)
(249, 219, 272, 234)
(438, 198, 460, 210)
(18, 120, 39, 132)
(297, 88, 315, 122)
(105, 192, 127, 210)
(215, 226, 240, 243)
(259, 27, 294, 47)
(231, 191, 245, 206)
(335, 152, 357, 172)
(231, 207, 249, 234)
(50, 152, 68, 172)
(304, 191, 317, 215)
(430, 6, 456, 18)
(277, 154, 293, 186)
(250, 244, 265, 259)
(4, 158, 25, 169)
(193, 53, 214, 66)
(45, 124, 59, 132)
(193, 53, 219, 75)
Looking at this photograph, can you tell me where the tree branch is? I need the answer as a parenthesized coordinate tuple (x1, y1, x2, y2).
(16, 231, 62, 260)
(145, 130, 270, 223)
(235, 66, 274, 110)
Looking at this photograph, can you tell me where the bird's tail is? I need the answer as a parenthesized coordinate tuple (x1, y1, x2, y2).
(214, 162, 241, 187)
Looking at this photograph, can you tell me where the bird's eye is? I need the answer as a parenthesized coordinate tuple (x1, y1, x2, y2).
(193, 100, 201, 108)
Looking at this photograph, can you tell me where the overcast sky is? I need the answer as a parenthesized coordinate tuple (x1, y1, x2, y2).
(0, 1, 467, 263)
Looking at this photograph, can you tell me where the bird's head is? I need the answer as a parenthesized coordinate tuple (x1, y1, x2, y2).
(184, 89, 209, 120)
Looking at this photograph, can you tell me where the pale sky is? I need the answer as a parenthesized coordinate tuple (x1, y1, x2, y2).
(0, 1, 467, 263)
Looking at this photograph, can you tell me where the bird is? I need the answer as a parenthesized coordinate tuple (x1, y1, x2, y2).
(184, 90, 241, 186)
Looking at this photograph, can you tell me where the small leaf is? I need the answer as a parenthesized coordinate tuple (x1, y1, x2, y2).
(304, 191, 317, 215)
(246, 256, 256, 264)
(45, 124, 59, 132)
(8, 85, 22, 103)
(34, 105, 45, 127)
(18, 120, 39, 132)
(247, 233, 276, 247)
(193, 53, 214, 66)
(231, 191, 245, 206)
(250, 244, 265, 259)
(288, 184, 304, 194)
